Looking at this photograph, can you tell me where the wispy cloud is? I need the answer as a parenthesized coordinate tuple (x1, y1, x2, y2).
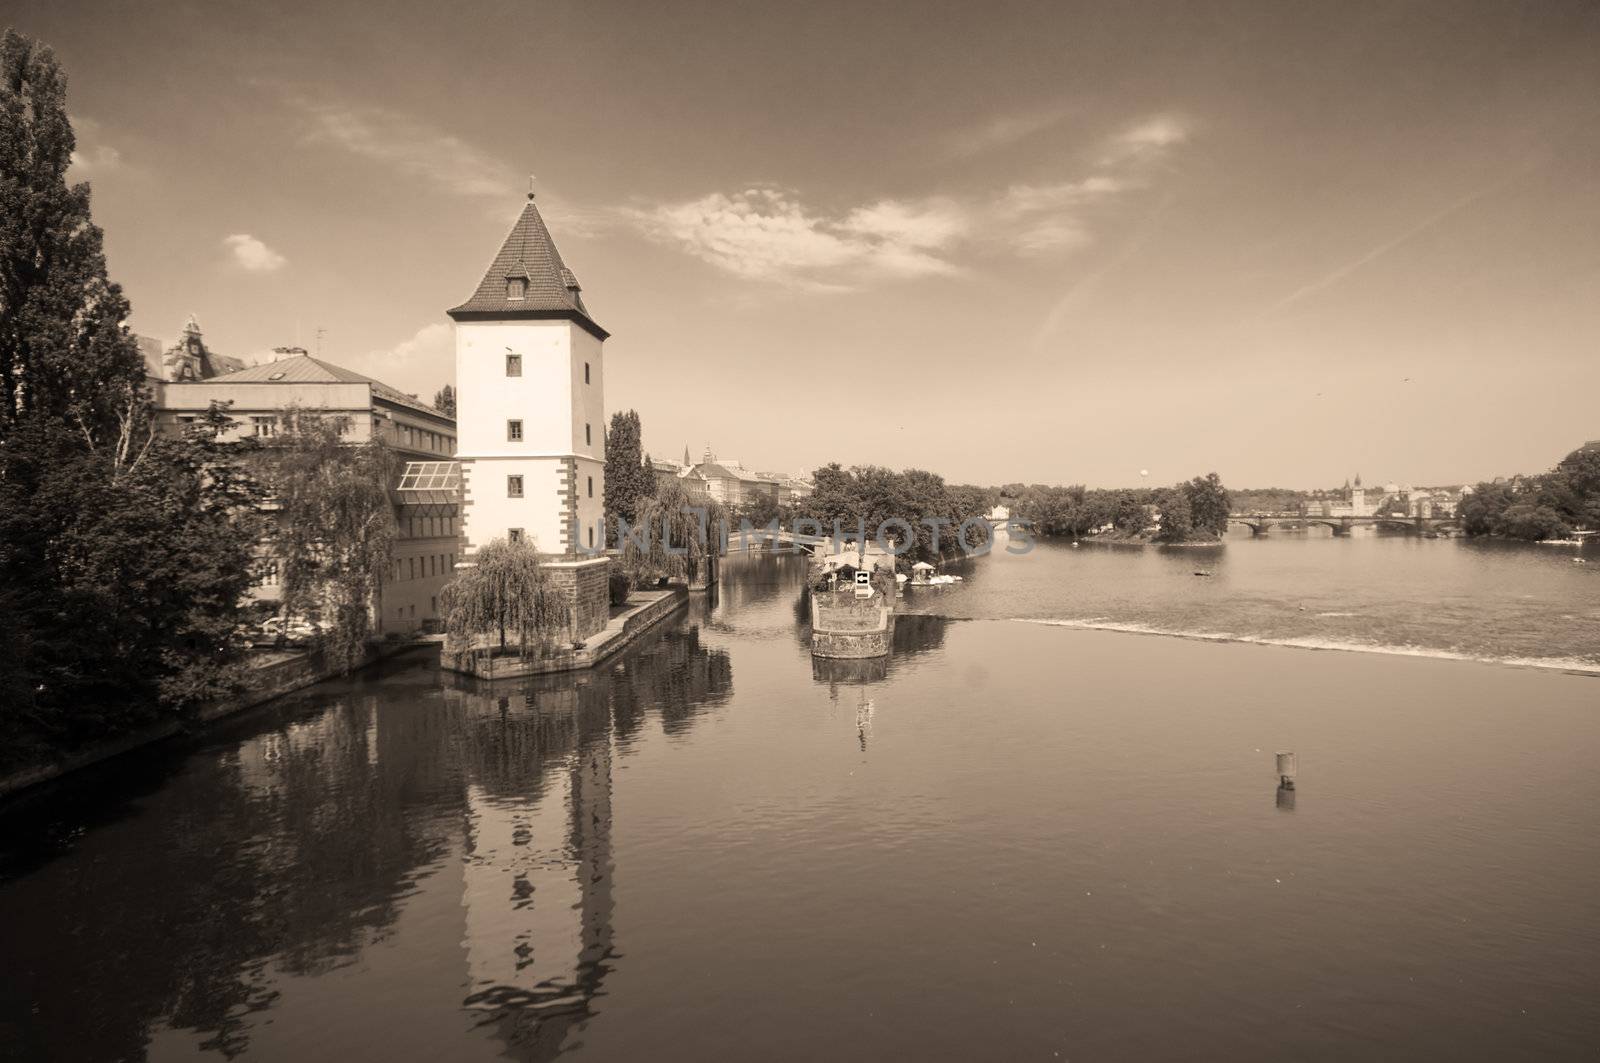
(292, 99, 515, 201)
(1102, 114, 1191, 164)
(626, 189, 965, 291)
(627, 114, 1191, 290)
(1259, 175, 1515, 317)
(222, 233, 287, 273)
(349, 322, 453, 397)
(943, 103, 1076, 159)
(284, 96, 606, 233)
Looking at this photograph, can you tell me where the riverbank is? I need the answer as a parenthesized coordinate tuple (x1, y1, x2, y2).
(0, 639, 423, 800)
(444, 587, 687, 678)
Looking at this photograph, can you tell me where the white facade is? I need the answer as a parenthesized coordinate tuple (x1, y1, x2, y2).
(450, 196, 609, 560)
(455, 320, 605, 556)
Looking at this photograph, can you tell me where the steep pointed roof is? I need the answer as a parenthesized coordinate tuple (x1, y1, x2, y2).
(447, 195, 608, 339)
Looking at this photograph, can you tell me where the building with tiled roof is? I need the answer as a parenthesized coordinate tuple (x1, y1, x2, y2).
(150, 350, 459, 635)
(449, 191, 612, 638)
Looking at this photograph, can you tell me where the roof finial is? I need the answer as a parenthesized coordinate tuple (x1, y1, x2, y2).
(527, 173, 536, 201)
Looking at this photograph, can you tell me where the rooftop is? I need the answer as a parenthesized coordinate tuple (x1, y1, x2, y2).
(203, 354, 450, 420)
(447, 195, 608, 340)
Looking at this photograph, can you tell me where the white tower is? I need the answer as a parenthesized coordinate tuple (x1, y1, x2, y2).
(449, 192, 608, 560)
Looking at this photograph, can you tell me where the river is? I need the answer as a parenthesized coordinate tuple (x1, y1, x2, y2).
(2, 536, 1597, 1060)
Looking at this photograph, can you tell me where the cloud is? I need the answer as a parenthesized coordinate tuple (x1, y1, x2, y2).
(943, 104, 1075, 158)
(626, 112, 1192, 291)
(222, 234, 287, 273)
(293, 99, 515, 202)
(284, 96, 607, 234)
(66, 115, 124, 174)
(350, 322, 454, 398)
(1103, 114, 1191, 164)
(69, 145, 123, 173)
(628, 189, 963, 290)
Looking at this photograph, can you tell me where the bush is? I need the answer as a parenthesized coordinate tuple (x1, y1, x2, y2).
(608, 571, 631, 606)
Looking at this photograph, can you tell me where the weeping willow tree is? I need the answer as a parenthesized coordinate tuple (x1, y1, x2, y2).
(621, 477, 724, 585)
(254, 408, 398, 672)
(441, 537, 570, 662)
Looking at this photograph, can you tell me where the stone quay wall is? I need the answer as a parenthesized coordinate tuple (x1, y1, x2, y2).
(811, 592, 894, 659)
(544, 556, 611, 641)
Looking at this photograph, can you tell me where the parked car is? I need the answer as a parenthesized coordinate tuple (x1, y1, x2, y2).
(260, 615, 322, 645)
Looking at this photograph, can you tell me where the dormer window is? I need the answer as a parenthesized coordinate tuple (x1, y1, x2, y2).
(506, 276, 527, 301)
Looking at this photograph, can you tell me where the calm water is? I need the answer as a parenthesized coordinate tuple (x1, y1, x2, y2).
(3, 540, 1598, 1061)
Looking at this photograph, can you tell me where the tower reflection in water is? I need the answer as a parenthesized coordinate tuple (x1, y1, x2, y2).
(441, 623, 733, 1056)
(809, 614, 950, 750)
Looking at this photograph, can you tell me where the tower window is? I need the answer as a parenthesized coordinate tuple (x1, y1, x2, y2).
(506, 353, 521, 376)
(507, 277, 527, 301)
(588, 526, 594, 548)
(584, 362, 590, 384)
(508, 528, 524, 543)
(508, 475, 523, 498)
(587, 475, 593, 498)
(585, 423, 592, 446)
(507, 419, 523, 442)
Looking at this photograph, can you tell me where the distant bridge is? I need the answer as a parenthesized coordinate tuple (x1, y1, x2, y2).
(1226, 512, 1461, 537)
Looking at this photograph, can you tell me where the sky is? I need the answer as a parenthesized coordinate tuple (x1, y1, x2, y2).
(12, 0, 1600, 488)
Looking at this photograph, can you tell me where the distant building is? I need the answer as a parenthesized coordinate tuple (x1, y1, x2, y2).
(137, 315, 246, 382)
(651, 458, 687, 492)
(1320, 473, 1376, 517)
(680, 447, 780, 508)
(152, 351, 459, 634)
(777, 476, 815, 504)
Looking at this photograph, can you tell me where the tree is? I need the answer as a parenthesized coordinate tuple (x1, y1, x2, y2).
(734, 488, 784, 532)
(622, 476, 724, 584)
(1111, 491, 1148, 533)
(793, 462, 991, 563)
(431, 384, 455, 417)
(1496, 503, 1571, 542)
(1458, 481, 1513, 537)
(603, 409, 654, 544)
(1155, 487, 1193, 542)
(1182, 472, 1231, 538)
(441, 536, 568, 661)
(253, 409, 399, 672)
(0, 403, 262, 761)
(1, 30, 145, 444)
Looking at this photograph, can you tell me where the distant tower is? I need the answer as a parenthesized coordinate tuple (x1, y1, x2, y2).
(449, 191, 609, 561)
(683, 444, 691, 468)
(1351, 472, 1366, 515)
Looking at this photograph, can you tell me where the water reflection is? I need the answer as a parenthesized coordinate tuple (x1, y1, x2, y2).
(0, 615, 735, 1061)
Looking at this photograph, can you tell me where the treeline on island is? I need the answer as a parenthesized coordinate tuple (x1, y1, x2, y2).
(1458, 445, 1600, 541)
(791, 464, 998, 564)
(1006, 473, 1232, 543)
